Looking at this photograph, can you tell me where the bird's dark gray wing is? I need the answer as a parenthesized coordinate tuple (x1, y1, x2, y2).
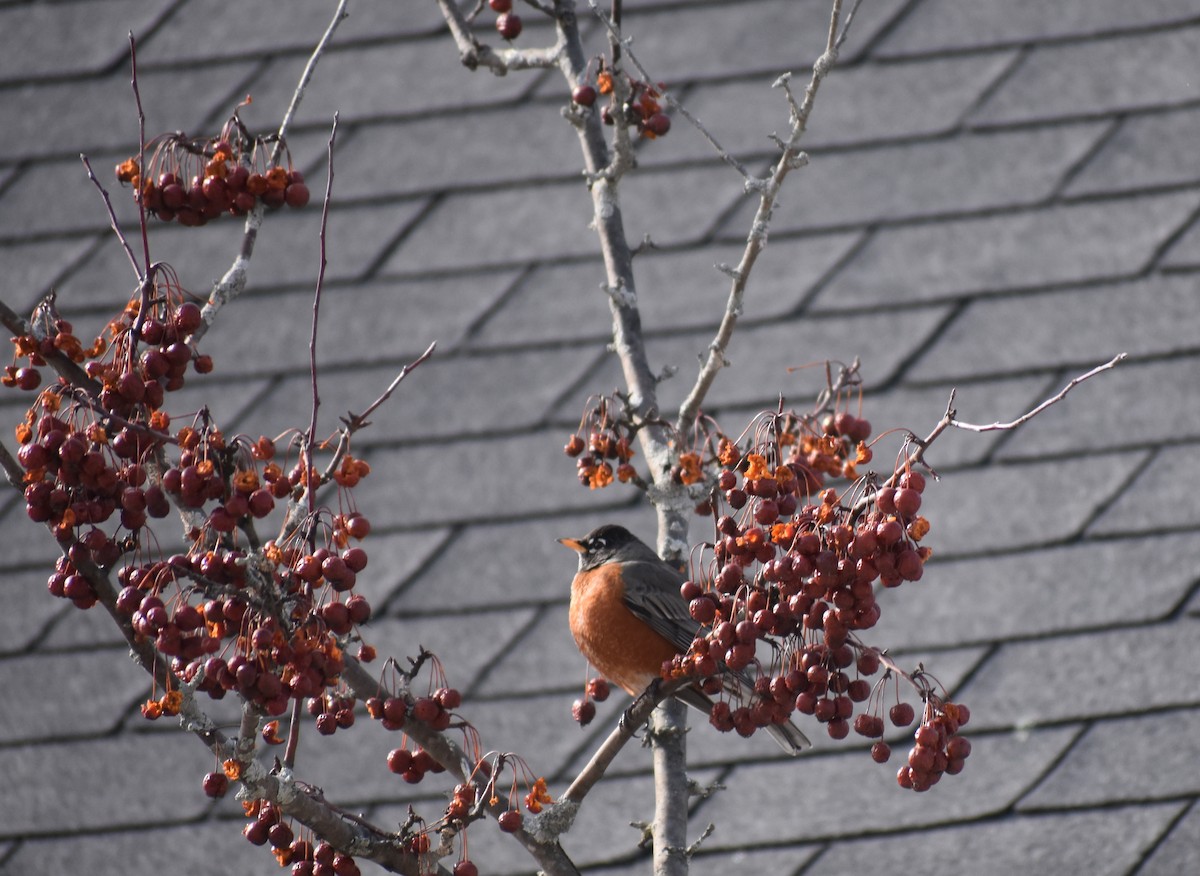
(618, 559, 700, 653)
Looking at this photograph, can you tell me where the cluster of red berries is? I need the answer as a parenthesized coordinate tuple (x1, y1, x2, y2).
(15, 286, 209, 552)
(486, 0, 522, 40)
(242, 800, 362, 875)
(4, 272, 403, 836)
(563, 395, 637, 489)
(646, 405, 969, 785)
(861, 698, 972, 791)
(116, 119, 309, 227)
(571, 64, 671, 138)
(386, 745, 447, 785)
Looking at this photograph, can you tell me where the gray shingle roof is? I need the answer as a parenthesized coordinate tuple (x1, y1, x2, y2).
(1, 1, 1198, 873)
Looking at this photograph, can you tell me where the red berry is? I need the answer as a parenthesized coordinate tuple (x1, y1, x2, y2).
(871, 741, 892, 763)
(412, 696, 440, 723)
(572, 698, 596, 726)
(889, 702, 915, 727)
(644, 112, 671, 136)
(435, 687, 462, 710)
(285, 183, 310, 208)
(489, 0, 512, 10)
(14, 366, 40, 390)
(586, 677, 610, 702)
(383, 696, 407, 725)
(202, 770, 229, 797)
(387, 748, 413, 774)
(454, 861, 479, 876)
(495, 12, 522, 39)
(893, 487, 922, 518)
(497, 810, 523, 832)
(571, 84, 597, 106)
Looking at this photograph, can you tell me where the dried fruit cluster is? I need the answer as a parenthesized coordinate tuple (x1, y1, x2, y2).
(115, 115, 309, 227)
(572, 61, 672, 139)
(563, 395, 637, 489)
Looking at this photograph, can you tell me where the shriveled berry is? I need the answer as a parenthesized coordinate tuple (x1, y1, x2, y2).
(572, 698, 596, 726)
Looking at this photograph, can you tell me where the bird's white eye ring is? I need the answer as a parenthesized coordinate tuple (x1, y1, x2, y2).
(591, 537, 606, 548)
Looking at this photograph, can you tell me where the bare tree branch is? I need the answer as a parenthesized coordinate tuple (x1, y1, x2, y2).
(675, 0, 856, 435)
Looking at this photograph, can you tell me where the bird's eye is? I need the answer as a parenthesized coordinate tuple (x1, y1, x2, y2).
(591, 537, 606, 549)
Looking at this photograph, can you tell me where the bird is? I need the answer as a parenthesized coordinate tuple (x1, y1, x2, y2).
(558, 523, 810, 754)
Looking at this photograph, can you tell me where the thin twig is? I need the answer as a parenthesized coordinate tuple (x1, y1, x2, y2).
(304, 114, 340, 511)
(340, 342, 437, 433)
(949, 354, 1127, 432)
(560, 677, 689, 806)
(270, 0, 350, 166)
(80, 153, 142, 279)
(129, 30, 153, 275)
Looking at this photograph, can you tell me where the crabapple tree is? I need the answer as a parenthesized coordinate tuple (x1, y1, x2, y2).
(0, 2, 1121, 875)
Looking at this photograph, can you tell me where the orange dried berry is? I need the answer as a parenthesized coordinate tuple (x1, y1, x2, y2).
(678, 451, 703, 485)
(115, 158, 140, 183)
(245, 173, 269, 196)
(252, 435, 276, 460)
(597, 70, 614, 94)
(855, 441, 873, 464)
(615, 436, 635, 462)
(223, 758, 243, 779)
(141, 699, 163, 720)
(587, 462, 614, 489)
(85, 423, 108, 444)
(770, 521, 796, 544)
(15, 423, 32, 444)
(148, 410, 170, 431)
(159, 689, 183, 715)
(233, 469, 260, 494)
(205, 156, 228, 179)
(907, 516, 931, 541)
(743, 453, 770, 481)
(262, 721, 285, 745)
(176, 426, 200, 449)
(717, 438, 740, 467)
(616, 462, 637, 483)
(195, 458, 215, 477)
(265, 166, 289, 191)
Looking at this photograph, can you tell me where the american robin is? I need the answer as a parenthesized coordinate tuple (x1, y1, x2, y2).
(559, 523, 810, 754)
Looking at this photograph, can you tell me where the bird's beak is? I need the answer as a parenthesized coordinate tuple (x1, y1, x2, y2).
(557, 536, 586, 554)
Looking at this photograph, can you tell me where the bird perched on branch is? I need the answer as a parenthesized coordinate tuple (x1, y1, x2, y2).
(559, 523, 810, 754)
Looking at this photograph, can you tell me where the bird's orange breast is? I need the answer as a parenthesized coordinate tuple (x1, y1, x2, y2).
(569, 567, 680, 696)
